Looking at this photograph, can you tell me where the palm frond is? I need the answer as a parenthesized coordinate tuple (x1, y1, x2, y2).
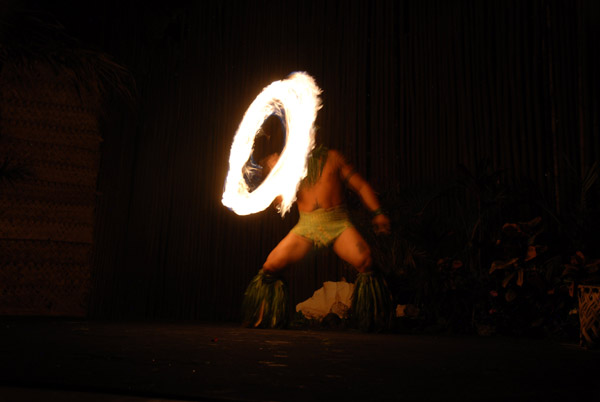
(0, 9, 136, 110)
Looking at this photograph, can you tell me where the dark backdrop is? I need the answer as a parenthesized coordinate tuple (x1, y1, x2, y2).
(23, 0, 600, 321)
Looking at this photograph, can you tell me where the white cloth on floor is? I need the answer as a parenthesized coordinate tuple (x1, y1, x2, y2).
(296, 280, 354, 320)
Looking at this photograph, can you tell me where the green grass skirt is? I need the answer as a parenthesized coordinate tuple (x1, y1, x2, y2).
(241, 270, 288, 328)
(351, 271, 393, 331)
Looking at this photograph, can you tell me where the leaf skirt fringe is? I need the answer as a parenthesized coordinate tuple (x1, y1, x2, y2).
(241, 270, 288, 328)
(351, 271, 393, 331)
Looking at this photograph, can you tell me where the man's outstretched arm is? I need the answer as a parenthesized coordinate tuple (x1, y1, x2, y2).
(335, 151, 391, 234)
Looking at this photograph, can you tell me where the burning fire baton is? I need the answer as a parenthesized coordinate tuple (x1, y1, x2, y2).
(222, 72, 322, 217)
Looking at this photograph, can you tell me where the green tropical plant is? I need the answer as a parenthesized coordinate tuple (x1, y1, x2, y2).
(561, 251, 600, 295)
(350, 154, 598, 338)
(489, 217, 548, 302)
(484, 216, 581, 338)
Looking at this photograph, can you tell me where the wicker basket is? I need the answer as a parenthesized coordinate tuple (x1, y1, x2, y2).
(0, 63, 101, 317)
(578, 285, 600, 348)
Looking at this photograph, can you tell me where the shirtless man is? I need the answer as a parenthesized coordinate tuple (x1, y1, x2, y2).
(262, 146, 390, 275)
(242, 145, 392, 329)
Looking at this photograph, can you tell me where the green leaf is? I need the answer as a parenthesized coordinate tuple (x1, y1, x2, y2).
(561, 264, 579, 277)
(502, 223, 521, 235)
(525, 246, 536, 261)
(490, 258, 519, 274)
(502, 271, 516, 288)
(586, 260, 600, 273)
(517, 269, 524, 287)
(520, 216, 542, 230)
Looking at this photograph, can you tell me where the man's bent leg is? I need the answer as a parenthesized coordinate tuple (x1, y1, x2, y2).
(263, 232, 313, 273)
(334, 227, 392, 331)
(332, 227, 372, 273)
(242, 232, 312, 328)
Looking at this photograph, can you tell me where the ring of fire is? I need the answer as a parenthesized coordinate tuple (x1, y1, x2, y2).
(222, 72, 322, 217)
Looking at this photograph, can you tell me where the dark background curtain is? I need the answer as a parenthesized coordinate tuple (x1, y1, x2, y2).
(18, 0, 599, 321)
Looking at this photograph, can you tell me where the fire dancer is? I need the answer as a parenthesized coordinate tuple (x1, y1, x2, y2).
(242, 144, 392, 330)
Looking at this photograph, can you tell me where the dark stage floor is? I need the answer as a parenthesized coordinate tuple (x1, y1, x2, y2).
(0, 319, 598, 402)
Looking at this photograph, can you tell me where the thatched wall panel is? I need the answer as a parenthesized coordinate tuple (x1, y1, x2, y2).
(1, 180, 96, 204)
(0, 198, 94, 223)
(0, 219, 94, 244)
(0, 136, 100, 168)
(0, 121, 101, 150)
(1, 97, 99, 132)
(0, 240, 91, 265)
(0, 261, 90, 316)
(27, 163, 99, 187)
(0, 62, 102, 316)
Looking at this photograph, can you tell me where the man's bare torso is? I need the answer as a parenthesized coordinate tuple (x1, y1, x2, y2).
(296, 150, 351, 212)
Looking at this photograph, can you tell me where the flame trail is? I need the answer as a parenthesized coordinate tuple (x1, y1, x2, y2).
(222, 72, 322, 217)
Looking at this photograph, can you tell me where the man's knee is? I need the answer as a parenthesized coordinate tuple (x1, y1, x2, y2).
(262, 262, 275, 273)
(262, 257, 285, 273)
(356, 250, 372, 273)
